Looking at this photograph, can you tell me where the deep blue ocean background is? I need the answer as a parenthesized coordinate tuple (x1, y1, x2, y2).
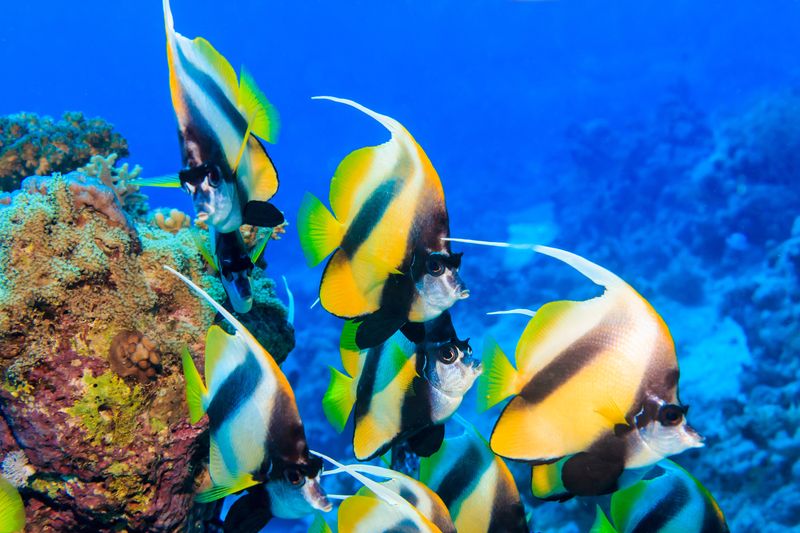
(3, 1, 800, 531)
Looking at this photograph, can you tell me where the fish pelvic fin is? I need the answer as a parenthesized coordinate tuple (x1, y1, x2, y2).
(181, 347, 207, 424)
(531, 460, 571, 501)
(0, 476, 25, 533)
(195, 473, 259, 503)
(298, 192, 344, 267)
(591, 505, 619, 533)
(477, 336, 519, 411)
(239, 66, 280, 143)
(323, 366, 356, 433)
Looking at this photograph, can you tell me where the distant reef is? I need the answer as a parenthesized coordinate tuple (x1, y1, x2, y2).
(0, 120, 294, 531)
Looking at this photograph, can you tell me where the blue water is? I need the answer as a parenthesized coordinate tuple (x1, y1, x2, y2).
(3, 0, 800, 531)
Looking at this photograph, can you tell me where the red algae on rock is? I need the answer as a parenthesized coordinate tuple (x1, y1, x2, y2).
(0, 167, 294, 531)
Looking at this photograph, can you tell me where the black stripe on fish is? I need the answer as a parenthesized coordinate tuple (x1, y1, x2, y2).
(630, 481, 690, 533)
(488, 485, 528, 533)
(518, 329, 609, 405)
(353, 343, 384, 428)
(266, 382, 311, 470)
(340, 177, 403, 258)
(175, 44, 249, 137)
(207, 350, 263, 433)
(433, 438, 484, 510)
(701, 497, 729, 533)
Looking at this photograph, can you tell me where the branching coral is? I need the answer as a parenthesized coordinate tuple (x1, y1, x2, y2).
(78, 153, 147, 216)
(151, 208, 190, 234)
(0, 112, 128, 192)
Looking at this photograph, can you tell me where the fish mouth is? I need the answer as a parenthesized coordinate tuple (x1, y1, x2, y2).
(458, 288, 471, 300)
(302, 478, 332, 513)
(685, 424, 705, 448)
(195, 212, 209, 222)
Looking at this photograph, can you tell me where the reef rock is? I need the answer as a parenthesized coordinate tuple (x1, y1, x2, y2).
(0, 171, 293, 531)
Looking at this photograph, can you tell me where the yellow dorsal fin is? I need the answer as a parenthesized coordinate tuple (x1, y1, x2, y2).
(192, 36, 239, 98)
(595, 397, 629, 429)
(181, 347, 207, 424)
(239, 66, 280, 143)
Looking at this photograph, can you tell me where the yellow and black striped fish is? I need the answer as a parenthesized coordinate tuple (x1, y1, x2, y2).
(163, 0, 284, 234)
(478, 245, 703, 497)
(164, 267, 331, 531)
(592, 460, 728, 533)
(298, 97, 469, 350)
(323, 311, 481, 461)
(315, 460, 456, 533)
(419, 421, 528, 533)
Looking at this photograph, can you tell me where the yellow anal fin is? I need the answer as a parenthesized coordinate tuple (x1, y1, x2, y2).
(320, 249, 380, 318)
(477, 337, 519, 412)
(298, 192, 344, 267)
(323, 367, 356, 433)
(531, 459, 570, 501)
(181, 347, 207, 424)
(196, 473, 259, 503)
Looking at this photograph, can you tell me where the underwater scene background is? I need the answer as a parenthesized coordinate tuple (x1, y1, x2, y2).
(1, 0, 799, 531)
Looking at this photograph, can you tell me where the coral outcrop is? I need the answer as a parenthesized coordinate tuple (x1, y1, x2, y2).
(0, 112, 128, 193)
(0, 169, 294, 531)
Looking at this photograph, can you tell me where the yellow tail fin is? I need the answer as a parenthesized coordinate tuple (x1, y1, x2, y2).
(298, 192, 344, 267)
(477, 337, 518, 411)
(181, 347, 207, 424)
(323, 367, 356, 433)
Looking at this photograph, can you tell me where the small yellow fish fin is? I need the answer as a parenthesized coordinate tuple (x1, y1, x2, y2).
(340, 346, 362, 378)
(591, 505, 619, 533)
(308, 513, 334, 533)
(595, 397, 629, 429)
(208, 437, 229, 486)
(181, 347, 207, 424)
(239, 66, 280, 143)
(204, 325, 244, 384)
(249, 234, 269, 265)
(195, 473, 259, 503)
(238, 134, 278, 203)
(129, 174, 181, 188)
(531, 459, 570, 501)
(191, 230, 218, 274)
(320, 250, 381, 318)
(192, 36, 239, 99)
(298, 192, 344, 267)
(322, 367, 356, 433)
(610, 477, 650, 532)
(477, 336, 519, 411)
(0, 476, 25, 533)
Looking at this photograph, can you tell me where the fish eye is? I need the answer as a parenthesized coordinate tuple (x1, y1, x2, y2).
(439, 345, 458, 364)
(426, 257, 444, 277)
(207, 165, 222, 187)
(658, 404, 685, 427)
(284, 467, 304, 486)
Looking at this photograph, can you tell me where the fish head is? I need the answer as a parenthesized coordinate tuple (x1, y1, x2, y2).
(179, 162, 240, 229)
(266, 454, 332, 519)
(636, 399, 704, 459)
(414, 251, 469, 318)
(421, 336, 482, 397)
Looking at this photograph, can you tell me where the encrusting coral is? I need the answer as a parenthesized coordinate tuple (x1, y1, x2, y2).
(0, 112, 128, 192)
(0, 164, 294, 530)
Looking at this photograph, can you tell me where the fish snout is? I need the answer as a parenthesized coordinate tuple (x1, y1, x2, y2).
(685, 424, 705, 448)
(303, 478, 332, 512)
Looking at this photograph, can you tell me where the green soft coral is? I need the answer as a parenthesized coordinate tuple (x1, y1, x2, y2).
(66, 370, 146, 447)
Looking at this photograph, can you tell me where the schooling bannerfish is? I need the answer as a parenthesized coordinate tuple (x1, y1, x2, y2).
(418, 421, 528, 533)
(165, 267, 331, 531)
(591, 460, 729, 533)
(323, 311, 481, 460)
(0, 476, 24, 533)
(478, 245, 703, 497)
(163, 0, 284, 234)
(298, 97, 468, 350)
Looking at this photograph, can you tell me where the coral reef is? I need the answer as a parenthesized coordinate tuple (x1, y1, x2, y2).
(109, 331, 162, 383)
(0, 167, 294, 531)
(78, 153, 147, 217)
(152, 208, 191, 234)
(0, 112, 128, 193)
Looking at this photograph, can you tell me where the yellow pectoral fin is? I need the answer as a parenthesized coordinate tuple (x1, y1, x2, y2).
(195, 473, 259, 503)
(477, 337, 519, 412)
(531, 459, 570, 500)
(320, 250, 381, 318)
(323, 367, 356, 433)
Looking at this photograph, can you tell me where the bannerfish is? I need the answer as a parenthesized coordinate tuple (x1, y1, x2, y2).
(314, 455, 456, 533)
(164, 266, 331, 531)
(418, 420, 528, 533)
(477, 245, 703, 496)
(209, 228, 256, 313)
(298, 96, 468, 350)
(163, 0, 284, 234)
(592, 460, 729, 533)
(0, 476, 24, 533)
(323, 311, 481, 460)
